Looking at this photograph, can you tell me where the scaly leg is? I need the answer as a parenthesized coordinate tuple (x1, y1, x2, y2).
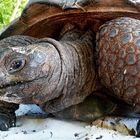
(0, 101, 19, 131)
(52, 93, 116, 122)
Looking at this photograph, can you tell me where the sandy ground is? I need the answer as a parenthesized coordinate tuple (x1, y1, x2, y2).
(0, 104, 139, 140)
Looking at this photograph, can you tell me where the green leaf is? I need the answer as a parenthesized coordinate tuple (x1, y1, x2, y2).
(0, 0, 26, 31)
(0, 13, 4, 24)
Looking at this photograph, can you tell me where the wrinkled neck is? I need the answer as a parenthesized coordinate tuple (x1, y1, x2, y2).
(39, 29, 98, 113)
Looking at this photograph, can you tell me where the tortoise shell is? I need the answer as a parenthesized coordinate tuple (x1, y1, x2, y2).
(0, 0, 140, 39)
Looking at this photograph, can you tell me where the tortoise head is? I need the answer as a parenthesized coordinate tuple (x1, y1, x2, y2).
(0, 36, 61, 104)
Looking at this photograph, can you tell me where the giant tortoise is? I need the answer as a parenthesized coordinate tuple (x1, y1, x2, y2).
(0, 0, 140, 136)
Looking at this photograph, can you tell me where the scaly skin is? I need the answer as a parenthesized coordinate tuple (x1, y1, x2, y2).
(96, 17, 140, 136)
(0, 101, 18, 131)
(96, 17, 140, 112)
(0, 29, 97, 109)
(0, 0, 140, 136)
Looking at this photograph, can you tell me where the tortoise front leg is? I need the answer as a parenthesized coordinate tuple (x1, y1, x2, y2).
(0, 101, 19, 131)
(52, 93, 116, 122)
(52, 92, 140, 136)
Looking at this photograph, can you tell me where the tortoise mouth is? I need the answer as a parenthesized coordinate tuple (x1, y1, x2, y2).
(0, 79, 31, 103)
(0, 80, 26, 90)
(0, 76, 46, 104)
(0, 75, 45, 90)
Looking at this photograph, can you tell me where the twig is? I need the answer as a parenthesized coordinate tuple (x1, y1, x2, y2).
(10, 0, 22, 22)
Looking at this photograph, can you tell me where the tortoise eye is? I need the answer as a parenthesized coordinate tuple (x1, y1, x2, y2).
(8, 58, 26, 74)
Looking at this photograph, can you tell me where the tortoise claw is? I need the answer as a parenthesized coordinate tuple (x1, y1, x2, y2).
(0, 113, 16, 131)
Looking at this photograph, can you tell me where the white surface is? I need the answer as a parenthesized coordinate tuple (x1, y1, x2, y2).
(0, 104, 139, 140)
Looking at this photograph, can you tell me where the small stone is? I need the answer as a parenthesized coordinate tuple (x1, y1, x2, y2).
(22, 130, 28, 134)
(85, 137, 90, 140)
(74, 133, 79, 137)
(96, 135, 103, 139)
